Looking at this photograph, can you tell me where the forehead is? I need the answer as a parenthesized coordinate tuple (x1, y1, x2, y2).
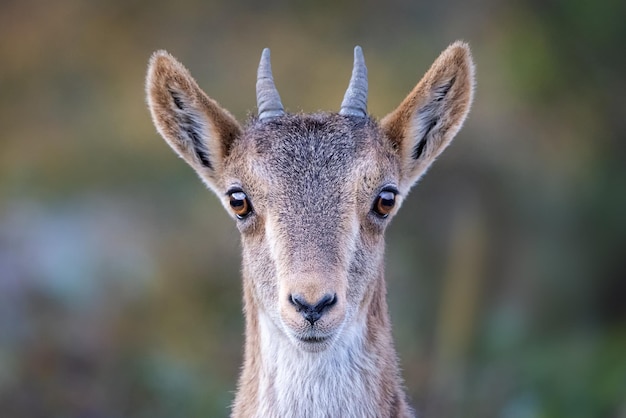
(229, 113, 395, 187)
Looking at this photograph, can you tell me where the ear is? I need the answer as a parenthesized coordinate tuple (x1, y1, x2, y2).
(146, 50, 242, 192)
(381, 41, 475, 191)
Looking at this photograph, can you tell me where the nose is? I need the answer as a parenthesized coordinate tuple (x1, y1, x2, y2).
(289, 293, 337, 325)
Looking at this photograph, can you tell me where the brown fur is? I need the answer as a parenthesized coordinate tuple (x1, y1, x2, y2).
(145, 42, 475, 417)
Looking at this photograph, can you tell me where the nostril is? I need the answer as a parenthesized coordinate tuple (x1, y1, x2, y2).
(315, 293, 337, 313)
(289, 294, 307, 312)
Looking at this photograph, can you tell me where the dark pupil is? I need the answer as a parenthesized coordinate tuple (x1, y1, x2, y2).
(379, 191, 395, 208)
(230, 192, 246, 208)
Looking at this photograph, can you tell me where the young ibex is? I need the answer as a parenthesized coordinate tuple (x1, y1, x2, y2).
(146, 41, 474, 418)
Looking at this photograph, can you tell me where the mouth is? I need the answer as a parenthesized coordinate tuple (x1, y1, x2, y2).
(293, 332, 334, 351)
(299, 335, 329, 344)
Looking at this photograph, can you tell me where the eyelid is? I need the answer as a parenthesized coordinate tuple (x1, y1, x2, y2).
(226, 186, 244, 196)
(380, 185, 399, 195)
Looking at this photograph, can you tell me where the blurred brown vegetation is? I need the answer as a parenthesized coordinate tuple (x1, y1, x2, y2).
(1, 0, 625, 417)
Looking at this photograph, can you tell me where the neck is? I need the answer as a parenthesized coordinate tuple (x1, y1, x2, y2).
(231, 274, 414, 418)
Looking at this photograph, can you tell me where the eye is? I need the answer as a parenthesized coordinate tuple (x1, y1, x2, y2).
(372, 189, 397, 218)
(229, 191, 252, 219)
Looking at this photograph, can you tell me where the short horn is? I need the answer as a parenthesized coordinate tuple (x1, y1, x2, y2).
(339, 46, 368, 117)
(256, 48, 285, 120)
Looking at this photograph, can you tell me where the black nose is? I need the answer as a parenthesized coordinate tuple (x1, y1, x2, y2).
(289, 293, 337, 325)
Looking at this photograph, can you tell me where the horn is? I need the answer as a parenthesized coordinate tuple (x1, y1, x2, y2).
(256, 48, 285, 120)
(339, 46, 368, 117)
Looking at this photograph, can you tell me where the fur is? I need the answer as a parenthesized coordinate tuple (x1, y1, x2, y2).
(145, 42, 475, 417)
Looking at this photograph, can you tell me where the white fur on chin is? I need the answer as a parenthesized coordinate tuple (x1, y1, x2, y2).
(256, 312, 379, 418)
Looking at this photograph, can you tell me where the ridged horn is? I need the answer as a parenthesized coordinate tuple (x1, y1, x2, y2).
(256, 48, 285, 120)
(339, 46, 368, 117)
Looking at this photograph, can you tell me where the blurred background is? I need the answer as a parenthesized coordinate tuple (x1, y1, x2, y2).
(1, 0, 625, 416)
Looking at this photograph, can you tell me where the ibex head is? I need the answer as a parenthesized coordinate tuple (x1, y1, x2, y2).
(146, 43, 474, 353)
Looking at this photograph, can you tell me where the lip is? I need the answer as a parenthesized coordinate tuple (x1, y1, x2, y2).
(292, 331, 336, 351)
(295, 335, 333, 352)
(299, 335, 329, 344)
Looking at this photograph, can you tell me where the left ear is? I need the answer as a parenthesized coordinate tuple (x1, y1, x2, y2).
(381, 41, 475, 191)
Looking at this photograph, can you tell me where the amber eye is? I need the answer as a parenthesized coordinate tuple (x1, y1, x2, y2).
(373, 190, 396, 218)
(229, 191, 252, 219)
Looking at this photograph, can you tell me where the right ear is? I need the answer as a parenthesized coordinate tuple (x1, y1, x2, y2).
(146, 50, 242, 192)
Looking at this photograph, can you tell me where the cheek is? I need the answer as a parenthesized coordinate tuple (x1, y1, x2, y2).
(346, 230, 385, 303)
(241, 235, 280, 307)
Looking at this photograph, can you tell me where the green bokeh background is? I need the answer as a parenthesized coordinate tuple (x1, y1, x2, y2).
(1, 0, 625, 417)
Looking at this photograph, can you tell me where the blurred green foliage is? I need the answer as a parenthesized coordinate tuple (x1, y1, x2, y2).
(1, 0, 625, 416)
